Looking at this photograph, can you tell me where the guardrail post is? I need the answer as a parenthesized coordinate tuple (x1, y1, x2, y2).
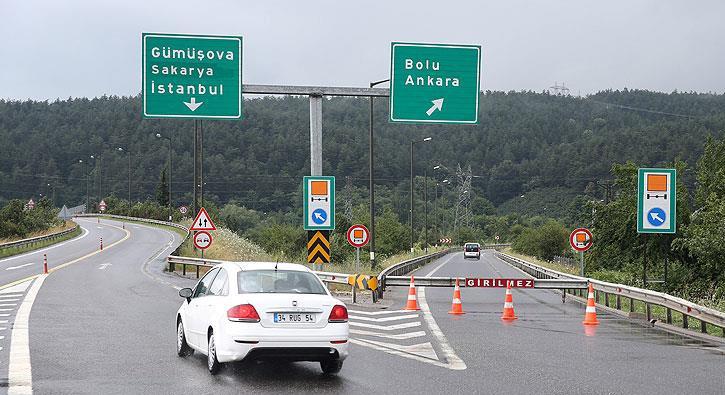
(196, 265, 200, 279)
(629, 297, 635, 313)
(169, 259, 175, 273)
(352, 285, 357, 304)
(182, 264, 186, 276)
(700, 320, 707, 334)
(604, 292, 610, 308)
(616, 294, 621, 310)
(666, 308, 672, 324)
(682, 314, 689, 329)
(645, 303, 651, 321)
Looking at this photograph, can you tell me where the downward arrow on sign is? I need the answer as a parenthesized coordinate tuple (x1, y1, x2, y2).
(184, 97, 204, 111)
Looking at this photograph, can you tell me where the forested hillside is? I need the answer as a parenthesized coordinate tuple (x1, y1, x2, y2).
(1, 89, 724, 220)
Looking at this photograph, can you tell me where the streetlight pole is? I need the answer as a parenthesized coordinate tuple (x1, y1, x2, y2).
(368, 78, 389, 269)
(157, 133, 173, 221)
(79, 159, 89, 212)
(424, 166, 428, 253)
(410, 137, 432, 253)
(118, 147, 131, 212)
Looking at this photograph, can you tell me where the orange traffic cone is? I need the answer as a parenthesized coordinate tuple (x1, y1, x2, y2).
(582, 283, 600, 325)
(448, 278, 465, 315)
(500, 283, 517, 321)
(404, 276, 420, 311)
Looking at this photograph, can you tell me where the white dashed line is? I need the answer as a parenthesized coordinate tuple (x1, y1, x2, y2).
(5, 263, 35, 271)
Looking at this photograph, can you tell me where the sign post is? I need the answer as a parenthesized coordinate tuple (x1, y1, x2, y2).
(142, 33, 243, 119)
(637, 168, 676, 234)
(570, 228, 593, 276)
(346, 224, 370, 271)
(390, 42, 481, 124)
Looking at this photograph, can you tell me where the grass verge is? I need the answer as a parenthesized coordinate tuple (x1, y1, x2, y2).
(0, 223, 82, 259)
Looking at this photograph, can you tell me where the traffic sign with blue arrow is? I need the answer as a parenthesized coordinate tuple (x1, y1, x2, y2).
(311, 209, 328, 225)
(647, 208, 666, 227)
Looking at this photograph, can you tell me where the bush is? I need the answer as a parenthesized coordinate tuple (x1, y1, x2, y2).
(0, 198, 60, 239)
(512, 220, 569, 261)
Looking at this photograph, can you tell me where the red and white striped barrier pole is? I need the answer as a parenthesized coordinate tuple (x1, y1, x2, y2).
(43, 254, 48, 274)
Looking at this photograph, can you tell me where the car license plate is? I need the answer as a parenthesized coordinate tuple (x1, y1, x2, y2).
(274, 313, 316, 323)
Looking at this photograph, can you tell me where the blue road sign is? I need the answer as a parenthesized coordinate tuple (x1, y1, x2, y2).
(311, 209, 328, 225)
(647, 207, 666, 227)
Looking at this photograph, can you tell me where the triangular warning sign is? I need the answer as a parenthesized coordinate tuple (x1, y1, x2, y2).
(190, 207, 217, 231)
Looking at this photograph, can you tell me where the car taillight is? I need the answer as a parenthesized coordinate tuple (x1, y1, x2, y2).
(227, 304, 260, 322)
(328, 305, 348, 323)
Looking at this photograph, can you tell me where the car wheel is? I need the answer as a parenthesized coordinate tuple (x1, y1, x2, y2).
(320, 359, 343, 374)
(177, 320, 193, 357)
(207, 332, 222, 375)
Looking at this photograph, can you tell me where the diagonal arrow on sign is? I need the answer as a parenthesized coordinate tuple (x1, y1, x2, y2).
(426, 98, 444, 116)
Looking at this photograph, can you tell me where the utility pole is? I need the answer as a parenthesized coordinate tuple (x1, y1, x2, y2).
(368, 78, 389, 269)
(310, 95, 322, 176)
(193, 120, 203, 216)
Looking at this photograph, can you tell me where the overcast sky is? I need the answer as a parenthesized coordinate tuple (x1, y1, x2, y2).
(1, 0, 724, 100)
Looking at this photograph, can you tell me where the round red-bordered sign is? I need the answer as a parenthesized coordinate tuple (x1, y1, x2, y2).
(193, 230, 213, 250)
(346, 224, 370, 248)
(570, 228, 593, 252)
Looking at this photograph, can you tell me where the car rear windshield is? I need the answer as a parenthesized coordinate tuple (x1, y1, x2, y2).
(465, 244, 479, 252)
(237, 270, 327, 295)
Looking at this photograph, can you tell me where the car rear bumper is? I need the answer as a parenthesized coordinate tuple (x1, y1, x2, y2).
(215, 322, 349, 363)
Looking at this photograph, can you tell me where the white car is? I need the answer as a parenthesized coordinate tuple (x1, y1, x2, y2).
(463, 243, 481, 260)
(176, 262, 349, 375)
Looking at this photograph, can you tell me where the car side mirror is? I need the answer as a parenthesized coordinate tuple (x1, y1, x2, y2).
(179, 288, 193, 302)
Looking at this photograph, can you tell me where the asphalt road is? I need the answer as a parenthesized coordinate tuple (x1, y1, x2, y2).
(0, 218, 125, 287)
(2, 223, 723, 394)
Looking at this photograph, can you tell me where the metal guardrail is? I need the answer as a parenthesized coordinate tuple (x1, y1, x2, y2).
(496, 251, 725, 338)
(166, 255, 351, 285)
(0, 224, 79, 251)
(75, 213, 190, 233)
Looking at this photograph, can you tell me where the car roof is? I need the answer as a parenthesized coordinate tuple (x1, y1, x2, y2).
(218, 261, 313, 273)
(464, 242, 480, 246)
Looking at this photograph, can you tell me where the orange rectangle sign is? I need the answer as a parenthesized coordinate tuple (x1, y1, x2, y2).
(310, 180, 328, 196)
(353, 229, 363, 239)
(576, 233, 587, 242)
(647, 174, 667, 192)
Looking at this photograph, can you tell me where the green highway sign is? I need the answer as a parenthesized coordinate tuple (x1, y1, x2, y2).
(389, 42, 481, 124)
(637, 168, 676, 234)
(303, 176, 335, 231)
(142, 33, 242, 119)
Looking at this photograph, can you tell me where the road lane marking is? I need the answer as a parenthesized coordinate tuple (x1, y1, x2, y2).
(418, 253, 467, 370)
(0, 281, 32, 294)
(347, 309, 411, 316)
(0, 309, 13, 312)
(98, 263, 112, 270)
(349, 329, 427, 340)
(0, 304, 18, 307)
(6, 263, 35, 271)
(0, 293, 23, 298)
(0, 226, 88, 264)
(349, 321, 421, 331)
(350, 338, 449, 368)
(8, 275, 46, 395)
(0, 314, 10, 317)
(348, 314, 419, 322)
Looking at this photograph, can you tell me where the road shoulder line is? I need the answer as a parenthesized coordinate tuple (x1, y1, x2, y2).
(419, 253, 467, 370)
(7, 276, 46, 395)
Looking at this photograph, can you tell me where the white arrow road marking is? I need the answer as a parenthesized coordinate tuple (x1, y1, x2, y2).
(349, 314, 419, 322)
(98, 263, 112, 270)
(184, 97, 204, 111)
(348, 321, 421, 331)
(347, 309, 412, 316)
(6, 263, 34, 271)
(426, 98, 444, 116)
(350, 329, 426, 340)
